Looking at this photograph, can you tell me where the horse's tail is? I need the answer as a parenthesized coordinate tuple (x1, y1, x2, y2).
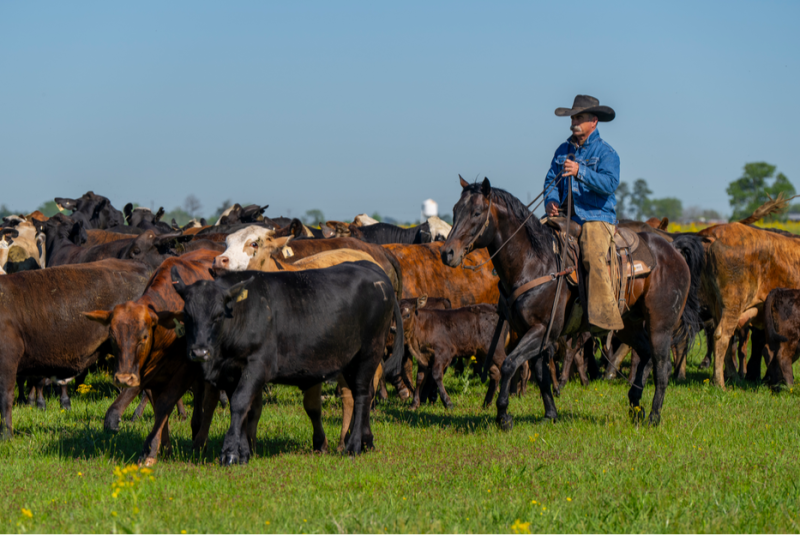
(382, 249, 404, 301)
(764, 290, 788, 344)
(670, 233, 705, 350)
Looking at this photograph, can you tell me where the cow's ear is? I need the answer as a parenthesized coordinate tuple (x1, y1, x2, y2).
(155, 207, 165, 222)
(83, 310, 112, 326)
(321, 225, 335, 238)
(199, 218, 207, 226)
(171, 266, 187, 295)
(417, 295, 428, 308)
(224, 277, 254, 306)
(123, 203, 133, 224)
(325, 221, 336, 229)
(153, 310, 184, 329)
(459, 175, 470, 189)
(481, 177, 492, 198)
(68, 222, 83, 245)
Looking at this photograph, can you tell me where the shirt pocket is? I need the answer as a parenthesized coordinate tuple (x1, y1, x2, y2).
(585, 157, 600, 170)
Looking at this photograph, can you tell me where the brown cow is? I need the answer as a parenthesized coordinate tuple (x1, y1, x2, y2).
(0, 259, 151, 438)
(698, 222, 800, 387)
(82, 250, 220, 465)
(400, 302, 509, 409)
(763, 287, 800, 388)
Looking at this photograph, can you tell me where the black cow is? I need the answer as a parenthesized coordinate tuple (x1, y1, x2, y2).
(42, 214, 191, 269)
(123, 205, 174, 234)
(0, 259, 151, 438)
(54, 191, 125, 230)
(165, 261, 403, 464)
(327, 221, 437, 245)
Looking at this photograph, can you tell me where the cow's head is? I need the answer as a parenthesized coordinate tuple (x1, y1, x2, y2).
(83, 302, 175, 388)
(169, 267, 253, 363)
(213, 225, 277, 272)
(123, 230, 191, 269)
(324, 221, 352, 238)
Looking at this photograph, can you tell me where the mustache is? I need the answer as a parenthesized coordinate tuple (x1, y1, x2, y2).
(570, 125, 582, 132)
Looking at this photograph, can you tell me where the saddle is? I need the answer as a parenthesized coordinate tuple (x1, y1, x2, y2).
(543, 216, 655, 316)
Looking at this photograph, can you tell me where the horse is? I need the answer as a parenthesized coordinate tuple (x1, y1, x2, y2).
(440, 177, 701, 428)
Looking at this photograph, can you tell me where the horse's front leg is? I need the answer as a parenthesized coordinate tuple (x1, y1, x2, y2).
(496, 325, 550, 431)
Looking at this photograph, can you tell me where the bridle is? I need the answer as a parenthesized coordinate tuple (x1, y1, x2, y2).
(463, 198, 493, 256)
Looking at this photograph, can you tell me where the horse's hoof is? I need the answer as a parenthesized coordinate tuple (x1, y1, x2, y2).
(60, 399, 72, 411)
(648, 412, 661, 426)
(497, 414, 514, 432)
(629, 405, 646, 424)
(220, 453, 239, 466)
(313, 438, 329, 454)
(140, 457, 157, 467)
(443, 401, 453, 410)
(398, 388, 411, 401)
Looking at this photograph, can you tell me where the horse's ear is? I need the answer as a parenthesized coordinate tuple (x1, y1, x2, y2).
(481, 177, 492, 198)
(459, 175, 469, 189)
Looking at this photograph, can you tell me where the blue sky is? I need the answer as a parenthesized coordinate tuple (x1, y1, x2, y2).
(1, 1, 798, 222)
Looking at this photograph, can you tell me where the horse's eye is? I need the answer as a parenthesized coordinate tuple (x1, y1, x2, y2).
(473, 212, 481, 218)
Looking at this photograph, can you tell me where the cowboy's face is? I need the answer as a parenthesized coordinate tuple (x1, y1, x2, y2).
(570, 113, 598, 137)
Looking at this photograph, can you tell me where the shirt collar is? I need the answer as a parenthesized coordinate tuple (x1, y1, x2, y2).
(568, 128, 601, 148)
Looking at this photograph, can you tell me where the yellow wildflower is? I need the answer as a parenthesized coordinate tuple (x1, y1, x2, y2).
(21, 508, 33, 518)
(566, 497, 572, 502)
(511, 519, 531, 534)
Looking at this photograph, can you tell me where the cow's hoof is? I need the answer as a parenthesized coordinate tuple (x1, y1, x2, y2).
(60, 399, 72, 411)
(36, 401, 46, 411)
(497, 414, 514, 431)
(220, 453, 239, 466)
(443, 401, 453, 410)
(398, 388, 411, 401)
(698, 358, 711, 370)
(103, 418, 120, 433)
(141, 457, 157, 468)
(648, 412, 661, 426)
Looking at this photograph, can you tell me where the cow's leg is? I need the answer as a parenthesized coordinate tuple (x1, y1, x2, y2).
(192, 382, 219, 453)
(671, 336, 688, 381)
(431, 355, 453, 409)
(218, 390, 229, 409)
(175, 398, 187, 421)
(104, 387, 142, 432)
(713, 313, 739, 387)
(131, 390, 150, 422)
(0, 379, 14, 440)
(574, 344, 589, 386)
(59, 384, 71, 410)
(409, 365, 428, 410)
(547, 356, 559, 397)
(139, 376, 195, 467)
(241, 389, 263, 461)
(558, 339, 576, 390)
(699, 321, 714, 369)
(35, 379, 46, 410)
(302, 383, 328, 453)
(765, 340, 797, 390)
(745, 328, 765, 382)
(736, 327, 751, 376)
(220, 371, 265, 466)
(496, 325, 550, 431)
(344, 346, 381, 454)
(628, 349, 641, 386)
(604, 342, 630, 380)
(16, 378, 28, 406)
(337, 374, 353, 452)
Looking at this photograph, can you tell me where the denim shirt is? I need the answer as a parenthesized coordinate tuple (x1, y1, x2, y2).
(543, 129, 620, 225)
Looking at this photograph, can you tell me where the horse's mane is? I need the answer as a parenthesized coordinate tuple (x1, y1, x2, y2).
(463, 183, 551, 253)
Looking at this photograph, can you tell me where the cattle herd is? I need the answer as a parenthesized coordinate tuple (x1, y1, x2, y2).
(1, 185, 798, 466)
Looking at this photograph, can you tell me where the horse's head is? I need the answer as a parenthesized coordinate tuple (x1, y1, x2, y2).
(441, 176, 495, 267)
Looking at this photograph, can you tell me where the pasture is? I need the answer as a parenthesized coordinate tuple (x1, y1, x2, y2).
(2, 341, 799, 534)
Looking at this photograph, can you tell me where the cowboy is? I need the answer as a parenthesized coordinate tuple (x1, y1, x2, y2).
(543, 95, 624, 331)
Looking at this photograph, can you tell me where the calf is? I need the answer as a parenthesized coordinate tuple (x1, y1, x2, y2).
(0, 259, 151, 438)
(325, 220, 435, 244)
(123, 205, 174, 234)
(401, 301, 509, 410)
(168, 261, 404, 464)
(763, 288, 800, 388)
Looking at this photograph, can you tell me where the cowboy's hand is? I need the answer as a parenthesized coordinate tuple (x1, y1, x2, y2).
(562, 160, 580, 177)
(546, 201, 559, 217)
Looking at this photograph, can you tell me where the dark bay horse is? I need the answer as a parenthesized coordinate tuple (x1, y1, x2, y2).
(441, 177, 700, 428)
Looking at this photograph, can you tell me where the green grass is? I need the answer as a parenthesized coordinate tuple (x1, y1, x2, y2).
(2, 339, 800, 534)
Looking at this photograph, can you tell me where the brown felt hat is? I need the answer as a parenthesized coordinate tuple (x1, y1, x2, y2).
(555, 95, 615, 122)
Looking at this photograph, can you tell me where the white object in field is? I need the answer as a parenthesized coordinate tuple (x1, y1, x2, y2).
(353, 213, 380, 226)
(421, 199, 438, 222)
(426, 216, 451, 240)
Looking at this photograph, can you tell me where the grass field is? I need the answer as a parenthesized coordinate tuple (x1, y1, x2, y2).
(2, 338, 799, 534)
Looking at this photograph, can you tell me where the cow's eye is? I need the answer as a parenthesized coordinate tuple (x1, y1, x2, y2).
(250, 242, 258, 248)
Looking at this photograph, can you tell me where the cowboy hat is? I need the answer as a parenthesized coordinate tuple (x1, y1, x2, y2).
(555, 95, 615, 122)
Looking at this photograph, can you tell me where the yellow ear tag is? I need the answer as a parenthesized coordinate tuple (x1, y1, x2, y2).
(236, 289, 248, 302)
(173, 318, 185, 338)
(282, 246, 294, 258)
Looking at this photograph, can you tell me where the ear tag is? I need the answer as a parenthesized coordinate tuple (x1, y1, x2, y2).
(173, 319, 185, 338)
(236, 289, 248, 302)
(282, 246, 294, 258)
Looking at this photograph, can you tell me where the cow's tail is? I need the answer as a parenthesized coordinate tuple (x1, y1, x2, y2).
(764, 290, 788, 344)
(383, 295, 405, 379)
(670, 233, 705, 350)
(383, 249, 404, 301)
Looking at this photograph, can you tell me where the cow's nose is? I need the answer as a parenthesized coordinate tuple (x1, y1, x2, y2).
(213, 256, 229, 269)
(191, 347, 209, 361)
(114, 373, 140, 388)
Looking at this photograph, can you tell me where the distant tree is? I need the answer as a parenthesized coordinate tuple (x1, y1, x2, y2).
(629, 179, 653, 220)
(648, 197, 683, 221)
(163, 207, 193, 227)
(616, 181, 631, 219)
(726, 162, 795, 221)
(0, 204, 18, 219)
(184, 195, 202, 218)
(36, 200, 63, 217)
(302, 209, 325, 226)
(702, 208, 722, 221)
(370, 211, 383, 222)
